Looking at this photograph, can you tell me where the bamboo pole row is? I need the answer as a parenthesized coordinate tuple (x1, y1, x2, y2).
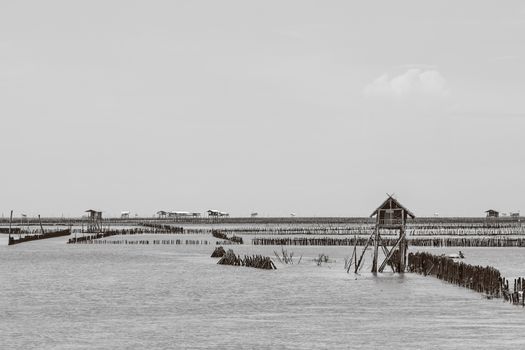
(407, 252, 502, 297)
(183, 222, 523, 236)
(8, 229, 71, 246)
(74, 227, 182, 234)
(209, 226, 375, 235)
(252, 236, 525, 247)
(408, 227, 524, 236)
(72, 239, 209, 245)
(0, 227, 22, 234)
(137, 222, 184, 233)
(68, 227, 190, 244)
(406, 252, 525, 307)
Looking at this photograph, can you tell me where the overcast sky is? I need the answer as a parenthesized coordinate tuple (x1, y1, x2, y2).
(1, 1, 524, 217)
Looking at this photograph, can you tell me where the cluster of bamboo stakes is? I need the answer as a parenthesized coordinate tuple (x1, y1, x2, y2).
(208, 225, 376, 235)
(253, 237, 371, 246)
(8, 229, 71, 245)
(407, 252, 525, 306)
(407, 252, 502, 296)
(410, 222, 522, 230)
(137, 222, 184, 233)
(211, 246, 226, 257)
(408, 237, 525, 247)
(215, 249, 276, 270)
(68, 227, 187, 244)
(74, 239, 209, 245)
(408, 226, 525, 236)
(501, 277, 525, 305)
(252, 236, 525, 247)
(186, 222, 524, 237)
(211, 230, 243, 244)
(75, 227, 184, 234)
(0, 227, 22, 234)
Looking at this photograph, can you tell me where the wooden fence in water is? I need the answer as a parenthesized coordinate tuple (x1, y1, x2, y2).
(407, 252, 525, 306)
(8, 229, 71, 245)
(68, 227, 184, 244)
(137, 222, 184, 233)
(74, 239, 209, 245)
(252, 236, 525, 247)
(186, 222, 524, 237)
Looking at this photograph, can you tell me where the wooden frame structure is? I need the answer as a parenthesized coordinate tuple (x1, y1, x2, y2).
(85, 209, 102, 232)
(355, 195, 415, 273)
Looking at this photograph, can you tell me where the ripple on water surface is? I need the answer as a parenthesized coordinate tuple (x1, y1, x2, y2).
(1, 239, 525, 349)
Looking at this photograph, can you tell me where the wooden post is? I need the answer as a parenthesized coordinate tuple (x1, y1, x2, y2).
(354, 240, 357, 267)
(399, 226, 406, 272)
(355, 231, 375, 273)
(347, 236, 358, 273)
(38, 215, 45, 235)
(371, 226, 379, 273)
(8, 210, 13, 241)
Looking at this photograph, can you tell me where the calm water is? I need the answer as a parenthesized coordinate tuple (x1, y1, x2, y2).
(1, 234, 525, 349)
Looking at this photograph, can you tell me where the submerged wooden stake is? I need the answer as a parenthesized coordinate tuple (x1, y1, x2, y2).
(8, 210, 13, 241)
(38, 215, 45, 235)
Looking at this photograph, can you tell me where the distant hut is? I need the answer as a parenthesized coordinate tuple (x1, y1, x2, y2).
(157, 210, 168, 219)
(207, 210, 228, 217)
(121, 211, 130, 219)
(251, 212, 258, 217)
(207, 210, 229, 218)
(85, 209, 102, 232)
(485, 209, 499, 218)
(168, 211, 190, 218)
(85, 209, 102, 220)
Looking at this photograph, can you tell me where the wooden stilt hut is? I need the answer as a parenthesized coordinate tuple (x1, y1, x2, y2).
(355, 195, 415, 273)
(85, 209, 102, 232)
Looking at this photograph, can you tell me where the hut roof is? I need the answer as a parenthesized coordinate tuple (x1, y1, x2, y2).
(485, 209, 499, 213)
(85, 209, 101, 214)
(370, 196, 415, 218)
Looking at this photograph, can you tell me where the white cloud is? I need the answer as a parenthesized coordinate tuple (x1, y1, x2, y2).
(364, 68, 448, 99)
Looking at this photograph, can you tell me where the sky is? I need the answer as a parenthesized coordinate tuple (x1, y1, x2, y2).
(1, 1, 524, 217)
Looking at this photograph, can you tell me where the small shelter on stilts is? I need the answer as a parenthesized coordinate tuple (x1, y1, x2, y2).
(85, 209, 103, 232)
(355, 195, 415, 273)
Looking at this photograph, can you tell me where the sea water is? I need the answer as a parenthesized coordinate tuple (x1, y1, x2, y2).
(1, 235, 525, 349)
